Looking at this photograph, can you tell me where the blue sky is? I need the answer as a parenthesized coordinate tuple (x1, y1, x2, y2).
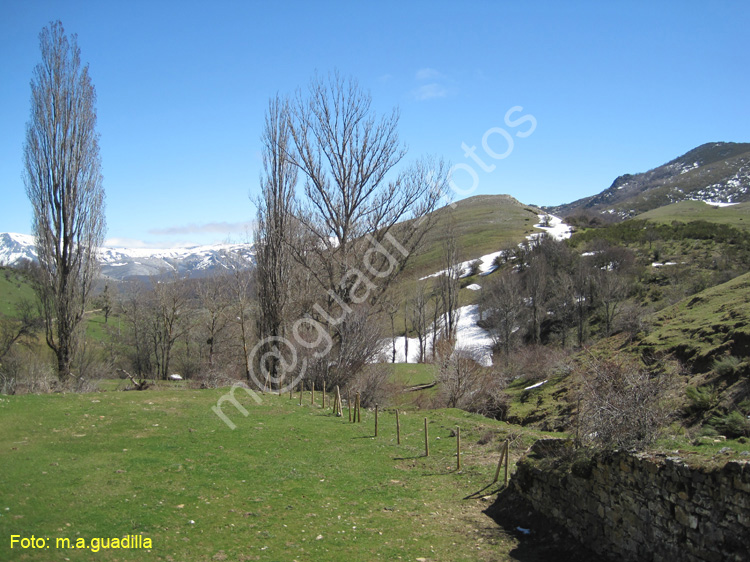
(1, 1, 748, 248)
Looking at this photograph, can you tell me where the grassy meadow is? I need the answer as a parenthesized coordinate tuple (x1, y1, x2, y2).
(0, 386, 556, 562)
(636, 200, 750, 230)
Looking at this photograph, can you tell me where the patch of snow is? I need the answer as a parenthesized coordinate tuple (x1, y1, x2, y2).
(524, 379, 548, 391)
(526, 214, 572, 244)
(381, 336, 423, 364)
(701, 200, 739, 207)
(419, 250, 504, 280)
(466, 284, 481, 291)
(453, 304, 494, 366)
(680, 161, 700, 174)
(379, 304, 494, 366)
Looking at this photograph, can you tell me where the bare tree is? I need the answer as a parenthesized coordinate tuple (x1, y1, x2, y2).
(289, 73, 446, 301)
(547, 271, 576, 348)
(481, 271, 525, 355)
(382, 294, 400, 363)
(197, 275, 231, 370)
(0, 300, 42, 362)
(150, 274, 192, 380)
(436, 344, 483, 409)
(573, 258, 594, 346)
(594, 269, 627, 337)
(119, 280, 153, 377)
(255, 95, 298, 388)
(409, 282, 430, 363)
(283, 72, 447, 384)
(226, 253, 256, 381)
(437, 221, 460, 342)
(522, 251, 549, 345)
(24, 21, 106, 381)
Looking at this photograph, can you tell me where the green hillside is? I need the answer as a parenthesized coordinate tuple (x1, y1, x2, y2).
(0, 267, 36, 317)
(636, 200, 750, 231)
(403, 194, 544, 278)
(637, 271, 750, 370)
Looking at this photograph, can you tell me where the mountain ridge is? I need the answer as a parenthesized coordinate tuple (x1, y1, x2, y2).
(548, 141, 750, 220)
(0, 233, 255, 281)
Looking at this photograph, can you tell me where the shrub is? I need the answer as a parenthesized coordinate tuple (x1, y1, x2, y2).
(345, 364, 396, 408)
(467, 260, 482, 277)
(685, 384, 719, 413)
(711, 410, 750, 438)
(576, 355, 674, 450)
(714, 355, 741, 377)
(699, 425, 719, 437)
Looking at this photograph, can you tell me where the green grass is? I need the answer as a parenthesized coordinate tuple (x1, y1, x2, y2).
(638, 271, 750, 366)
(637, 200, 750, 231)
(0, 388, 554, 562)
(390, 363, 436, 387)
(402, 194, 544, 279)
(0, 268, 36, 318)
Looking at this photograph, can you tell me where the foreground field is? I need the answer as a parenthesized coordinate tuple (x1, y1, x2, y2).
(0, 387, 560, 561)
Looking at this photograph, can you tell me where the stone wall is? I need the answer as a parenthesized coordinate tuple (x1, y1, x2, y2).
(512, 440, 750, 561)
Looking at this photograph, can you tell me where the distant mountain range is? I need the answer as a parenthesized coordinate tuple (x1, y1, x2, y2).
(3, 142, 748, 280)
(548, 142, 750, 220)
(0, 233, 255, 281)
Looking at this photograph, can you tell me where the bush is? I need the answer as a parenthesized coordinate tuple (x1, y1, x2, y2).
(0, 348, 55, 394)
(467, 260, 482, 277)
(576, 355, 674, 450)
(714, 355, 741, 377)
(345, 364, 396, 408)
(711, 410, 750, 438)
(685, 384, 719, 413)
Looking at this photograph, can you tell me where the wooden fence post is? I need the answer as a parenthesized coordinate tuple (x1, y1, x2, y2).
(396, 409, 401, 444)
(356, 393, 361, 423)
(456, 426, 461, 471)
(424, 418, 429, 457)
(493, 440, 509, 484)
(311, 381, 315, 405)
(375, 404, 379, 437)
(348, 391, 352, 422)
(504, 440, 509, 487)
(334, 385, 342, 417)
(299, 383, 302, 406)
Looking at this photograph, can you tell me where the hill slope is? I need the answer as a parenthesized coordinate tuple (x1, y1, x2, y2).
(402, 194, 548, 277)
(550, 142, 750, 220)
(635, 200, 750, 231)
(637, 271, 750, 371)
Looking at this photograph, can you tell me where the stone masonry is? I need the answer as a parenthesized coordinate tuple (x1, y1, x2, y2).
(512, 440, 750, 561)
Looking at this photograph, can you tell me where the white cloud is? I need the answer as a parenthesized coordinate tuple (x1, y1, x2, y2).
(103, 237, 178, 249)
(415, 68, 444, 81)
(412, 83, 449, 101)
(148, 221, 254, 237)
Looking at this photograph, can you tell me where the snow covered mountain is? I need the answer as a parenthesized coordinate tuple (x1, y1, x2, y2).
(0, 233, 255, 280)
(0, 233, 38, 266)
(549, 142, 750, 220)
